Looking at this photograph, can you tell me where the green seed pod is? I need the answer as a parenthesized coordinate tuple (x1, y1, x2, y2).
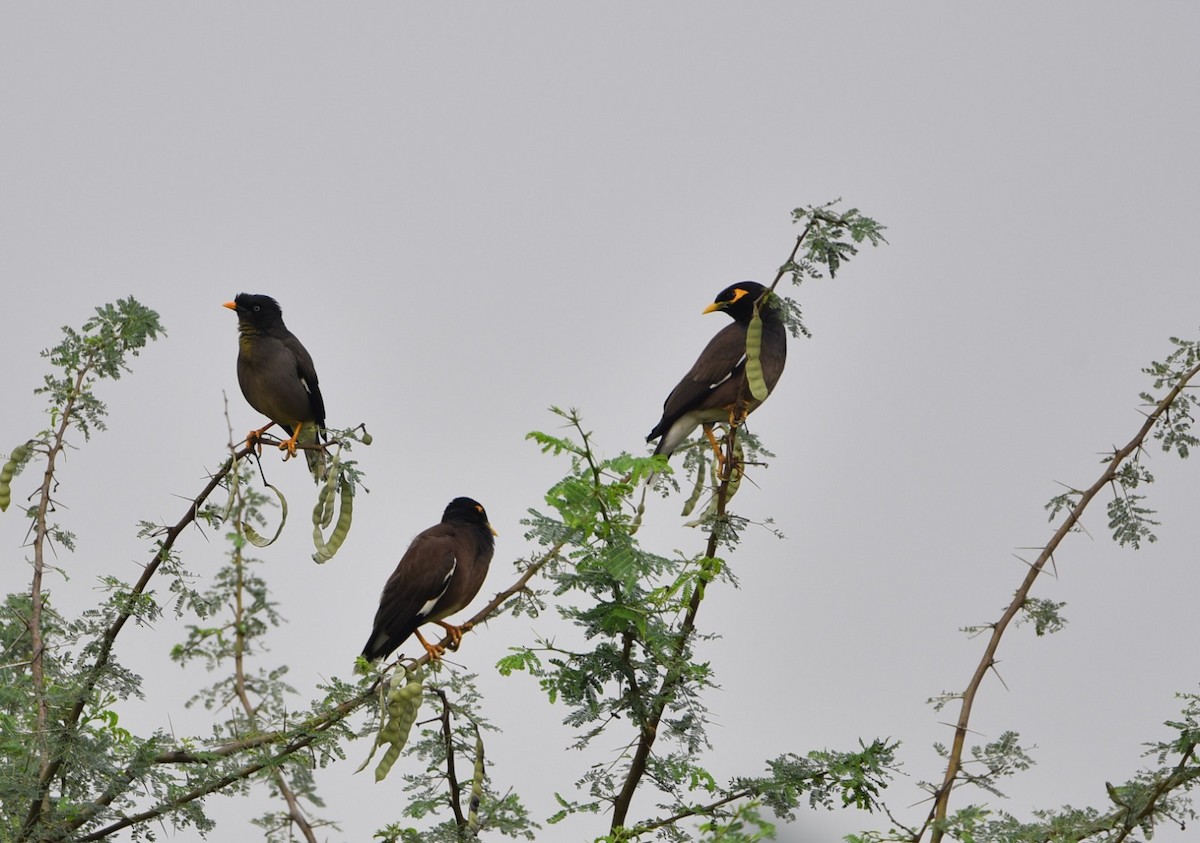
(361, 431, 373, 446)
(312, 472, 335, 530)
(374, 741, 402, 782)
(378, 714, 402, 745)
(242, 481, 288, 547)
(680, 450, 707, 517)
(468, 729, 485, 831)
(312, 478, 354, 563)
(745, 306, 769, 401)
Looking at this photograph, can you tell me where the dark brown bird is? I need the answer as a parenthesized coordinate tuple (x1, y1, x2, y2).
(362, 497, 497, 663)
(224, 293, 327, 481)
(647, 281, 787, 462)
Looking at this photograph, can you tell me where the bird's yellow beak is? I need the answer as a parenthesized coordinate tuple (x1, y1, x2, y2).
(223, 301, 237, 311)
(488, 523, 499, 537)
(702, 302, 722, 314)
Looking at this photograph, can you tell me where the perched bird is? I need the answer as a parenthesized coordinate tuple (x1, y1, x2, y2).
(362, 497, 497, 663)
(646, 281, 787, 463)
(224, 293, 327, 481)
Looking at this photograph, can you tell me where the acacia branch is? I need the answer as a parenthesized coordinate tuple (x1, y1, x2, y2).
(72, 717, 344, 843)
(924, 359, 1200, 842)
(611, 425, 740, 831)
(20, 443, 254, 840)
(434, 688, 468, 828)
(767, 219, 816, 295)
(230, 523, 318, 843)
(628, 788, 754, 836)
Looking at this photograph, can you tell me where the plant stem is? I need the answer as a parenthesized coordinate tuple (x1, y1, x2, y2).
(611, 427, 739, 831)
(924, 359, 1200, 842)
(25, 357, 99, 834)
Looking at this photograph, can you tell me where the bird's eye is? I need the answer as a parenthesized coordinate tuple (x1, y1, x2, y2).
(729, 288, 747, 303)
(253, 306, 260, 312)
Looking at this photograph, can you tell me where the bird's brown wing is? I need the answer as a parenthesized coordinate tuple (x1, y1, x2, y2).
(283, 331, 326, 431)
(649, 321, 748, 440)
(363, 528, 461, 660)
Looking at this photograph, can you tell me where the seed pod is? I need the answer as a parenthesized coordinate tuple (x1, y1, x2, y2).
(374, 741, 403, 782)
(242, 481, 287, 547)
(312, 472, 336, 530)
(680, 449, 708, 517)
(468, 728, 485, 831)
(312, 477, 354, 563)
(745, 302, 769, 401)
(0, 442, 30, 513)
(361, 431, 373, 446)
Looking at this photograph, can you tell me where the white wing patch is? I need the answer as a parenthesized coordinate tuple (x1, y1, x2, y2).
(708, 355, 746, 389)
(300, 377, 312, 395)
(416, 558, 456, 618)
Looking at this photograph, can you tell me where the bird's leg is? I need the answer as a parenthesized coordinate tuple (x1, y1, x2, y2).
(434, 619, 469, 651)
(245, 421, 276, 455)
(702, 423, 727, 474)
(279, 421, 303, 459)
(413, 628, 446, 661)
(727, 402, 750, 428)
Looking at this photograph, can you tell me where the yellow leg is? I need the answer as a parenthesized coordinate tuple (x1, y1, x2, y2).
(245, 421, 276, 455)
(702, 423, 727, 474)
(414, 628, 446, 661)
(434, 619, 471, 651)
(279, 421, 303, 459)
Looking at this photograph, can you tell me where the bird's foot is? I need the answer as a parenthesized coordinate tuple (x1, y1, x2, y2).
(245, 422, 276, 456)
(279, 422, 303, 460)
(414, 629, 446, 662)
(435, 620, 468, 651)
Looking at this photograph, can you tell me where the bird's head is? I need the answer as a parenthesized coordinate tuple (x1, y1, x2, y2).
(703, 281, 769, 321)
(223, 293, 285, 329)
(443, 497, 499, 538)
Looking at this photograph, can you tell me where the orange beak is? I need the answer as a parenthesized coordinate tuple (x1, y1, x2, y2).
(223, 301, 237, 311)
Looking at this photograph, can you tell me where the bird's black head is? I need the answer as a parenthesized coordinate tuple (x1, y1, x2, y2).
(442, 497, 497, 540)
(703, 282, 769, 322)
(223, 293, 285, 329)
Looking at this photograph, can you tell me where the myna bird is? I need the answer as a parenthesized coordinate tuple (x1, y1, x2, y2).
(646, 281, 787, 463)
(224, 293, 327, 481)
(362, 497, 497, 663)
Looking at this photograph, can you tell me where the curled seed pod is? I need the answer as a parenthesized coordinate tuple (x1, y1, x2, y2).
(319, 457, 341, 529)
(312, 472, 336, 531)
(680, 449, 708, 517)
(312, 478, 354, 563)
(745, 303, 769, 401)
(242, 481, 288, 547)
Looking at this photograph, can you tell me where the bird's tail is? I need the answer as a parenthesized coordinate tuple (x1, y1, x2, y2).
(299, 424, 327, 483)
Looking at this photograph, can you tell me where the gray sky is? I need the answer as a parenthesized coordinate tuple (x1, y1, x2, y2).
(3, 4, 1200, 841)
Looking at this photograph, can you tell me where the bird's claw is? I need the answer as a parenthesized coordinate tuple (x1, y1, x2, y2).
(415, 629, 446, 662)
(436, 620, 467, 651)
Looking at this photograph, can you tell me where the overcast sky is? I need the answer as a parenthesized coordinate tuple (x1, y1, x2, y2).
(3, 4, 1200, 842)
